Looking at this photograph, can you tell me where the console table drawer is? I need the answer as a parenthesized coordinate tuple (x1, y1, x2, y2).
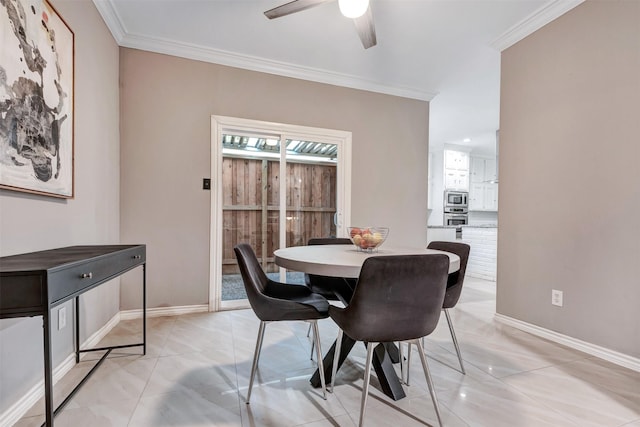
(48, 247, 145, 304)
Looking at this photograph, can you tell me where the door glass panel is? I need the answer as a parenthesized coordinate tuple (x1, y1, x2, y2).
(220, 134, 280, 303)
(284, 139, 338, 284)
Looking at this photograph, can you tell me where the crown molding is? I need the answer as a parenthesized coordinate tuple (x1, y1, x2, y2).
(92, 0, 126, 44)
(92, 1, 435, 102)
(120, 32, 437, 101)
(490, 0, 585, 51)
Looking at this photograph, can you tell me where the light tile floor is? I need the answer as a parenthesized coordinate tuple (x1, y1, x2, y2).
(16, 277, 640, 426)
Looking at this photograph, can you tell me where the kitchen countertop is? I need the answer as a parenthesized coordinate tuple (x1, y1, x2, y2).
(428, 225, 498, 229)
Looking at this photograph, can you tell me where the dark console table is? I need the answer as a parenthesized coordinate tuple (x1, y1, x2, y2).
(0, 245, 146, 427)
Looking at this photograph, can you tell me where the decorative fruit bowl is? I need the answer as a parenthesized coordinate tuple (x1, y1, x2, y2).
(348, 227, 389, 252)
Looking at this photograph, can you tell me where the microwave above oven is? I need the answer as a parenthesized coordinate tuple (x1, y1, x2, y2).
(444, 191, 468, 208)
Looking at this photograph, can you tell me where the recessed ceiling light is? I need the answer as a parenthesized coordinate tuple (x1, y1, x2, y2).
(463, 138, 471, 143)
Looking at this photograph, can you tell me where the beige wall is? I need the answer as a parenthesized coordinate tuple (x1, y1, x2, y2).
(119, 49, 430, 309)
(0, 0, 120, 414)
(498, 0, 640, 357)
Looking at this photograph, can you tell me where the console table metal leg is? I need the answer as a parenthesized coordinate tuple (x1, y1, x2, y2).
(75, 297, 80, 363)
(143, 263, 146, 355)
(43, 308, 54, 426)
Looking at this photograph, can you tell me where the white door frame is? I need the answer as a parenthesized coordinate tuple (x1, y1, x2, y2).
(210, 115, 352, 311)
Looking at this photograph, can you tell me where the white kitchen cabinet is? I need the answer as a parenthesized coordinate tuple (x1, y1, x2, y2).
(445, 150, 469, 171)
(444, 150, 469, 191)
(484, 158, 497, 182)
(469, 183, 484, 210)
(427, 227, 457, 244)
(470, 157, 497, 183)
(469, 183, 498, 211)
(484, 183, 498, 211)
(462, 226, 497, 280)
(470, 157, 484, 183)
(428, 152, 433, 209)
(444, 169, 469, 191)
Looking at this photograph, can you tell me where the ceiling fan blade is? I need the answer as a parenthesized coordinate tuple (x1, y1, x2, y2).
(353, 5, 376, 49)
(264, 0, 332, 19)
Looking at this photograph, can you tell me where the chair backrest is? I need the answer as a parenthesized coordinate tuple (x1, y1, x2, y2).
(306, 238, 354, 300)
(234, 243, 271, 314)
(427, 241, 470, 308)
(331, 254, 450, 342)
(308, 237, 352, 246)
(235, 243, 330, 322)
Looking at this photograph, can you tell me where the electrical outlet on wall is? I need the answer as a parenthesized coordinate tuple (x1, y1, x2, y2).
(58, 307, 67, 330)
(551, 290, 563, 307)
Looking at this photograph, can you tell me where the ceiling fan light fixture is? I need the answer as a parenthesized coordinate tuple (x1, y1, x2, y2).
(338, 0, 369, 19)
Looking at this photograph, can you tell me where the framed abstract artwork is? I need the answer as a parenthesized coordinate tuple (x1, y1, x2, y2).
(0, 0, 74, 198)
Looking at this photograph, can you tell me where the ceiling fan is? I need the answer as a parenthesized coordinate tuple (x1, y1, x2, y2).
(264, 0, 377, 49)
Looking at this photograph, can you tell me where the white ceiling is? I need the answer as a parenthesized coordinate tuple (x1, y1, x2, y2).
(94, 0, 583, 155)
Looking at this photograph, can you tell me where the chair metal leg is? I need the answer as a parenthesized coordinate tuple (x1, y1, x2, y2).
(311, 321, 327, 399)
(308, 323, 315, 360)
(331, 329, 343, 392)
(406, 342, 412, 386)
(246, 321, 266, 403)
(398, 341, 405, 384)
(358, 342, 376, 427)
(444, 309, 466, 374)
(415, 338, 443, 427)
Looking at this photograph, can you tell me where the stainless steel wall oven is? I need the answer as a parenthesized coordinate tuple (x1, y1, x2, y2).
(444, 206, 468, 237)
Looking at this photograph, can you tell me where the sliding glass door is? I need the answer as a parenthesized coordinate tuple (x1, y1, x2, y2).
(211, 117, 351, 310)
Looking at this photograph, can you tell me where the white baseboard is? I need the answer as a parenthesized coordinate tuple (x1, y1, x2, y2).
(494, 313, 640, 372)
(0, 353, 74, 427)
(2, 304, 209, 425)
(467, 271, 497, 281)
(0, 311, 121, 427)
(80, 312, 121, 354)
(119, 304, 209, 320)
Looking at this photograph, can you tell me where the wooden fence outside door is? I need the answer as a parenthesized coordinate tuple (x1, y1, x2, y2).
(222, 157, 337, 275)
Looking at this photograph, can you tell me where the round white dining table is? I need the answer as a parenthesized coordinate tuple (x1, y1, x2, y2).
(274, 244, 460, 278)
(274, 243, 461, 402)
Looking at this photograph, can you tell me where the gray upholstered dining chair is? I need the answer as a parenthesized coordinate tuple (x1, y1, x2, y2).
(234, 243, 330, 402)
(404, 240, 470, 385)
(329, 254, 450, 427)
(427, 241, 470, 374)
(305, 237, 354, 358)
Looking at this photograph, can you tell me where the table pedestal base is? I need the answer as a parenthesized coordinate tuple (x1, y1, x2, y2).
(310, 334, 406, 401)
